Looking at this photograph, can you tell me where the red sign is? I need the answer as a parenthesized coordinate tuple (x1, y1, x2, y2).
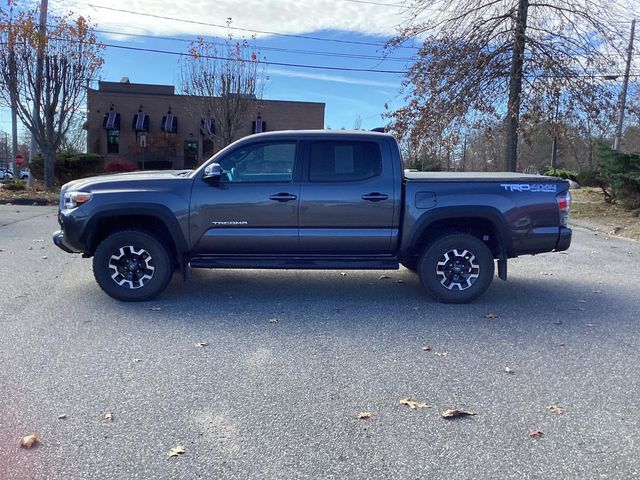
(15, 154, 24, 167)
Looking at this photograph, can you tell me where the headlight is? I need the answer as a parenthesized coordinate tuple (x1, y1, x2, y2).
(64, 191, 93, 209)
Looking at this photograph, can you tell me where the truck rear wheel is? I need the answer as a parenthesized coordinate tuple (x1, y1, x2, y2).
(93, 230, 173, 302)
(418, 234, 494, 303)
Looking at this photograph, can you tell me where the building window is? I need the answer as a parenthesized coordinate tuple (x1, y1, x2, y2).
(251, 116, 266, 134)
(184, 140, 199, 169)
(309, 141, 382, 182)
(107, 129, 119, 154)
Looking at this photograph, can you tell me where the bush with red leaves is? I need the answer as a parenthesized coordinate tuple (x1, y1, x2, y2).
(104, 158, 137, 173)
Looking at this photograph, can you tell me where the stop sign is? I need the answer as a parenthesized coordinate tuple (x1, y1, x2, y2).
(15, 154, 24, 167)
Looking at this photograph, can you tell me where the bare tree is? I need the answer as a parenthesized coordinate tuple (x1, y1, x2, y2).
(179, 22, 266, 150)
(0, 4, 103, 188)
(386, 0, 631, 171)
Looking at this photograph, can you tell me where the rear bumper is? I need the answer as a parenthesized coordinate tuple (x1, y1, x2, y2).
(555, 227, 572, 252)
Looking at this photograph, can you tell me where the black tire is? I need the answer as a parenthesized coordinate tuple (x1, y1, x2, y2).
(93, 230, 173, 301)
(418, 234, 494, 304)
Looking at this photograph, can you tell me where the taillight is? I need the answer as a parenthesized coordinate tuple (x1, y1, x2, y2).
(557, 191, 571, 226)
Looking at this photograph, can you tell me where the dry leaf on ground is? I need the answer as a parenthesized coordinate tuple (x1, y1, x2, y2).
(442, 408, 476, 418)
(528, 428, 544, 437)
(167, 445, 186, 457)
(195, 341, 209, 348)
(484, 313, 498, 319)
(103, 412, 113, 421)
(504, 367, 515, 374)
(420, 344, 432, 351)
(357, 412, 373, 420)
(400, 398, 431, 409)
(19, 433, 39, 448)
(548, 403, 565, 415)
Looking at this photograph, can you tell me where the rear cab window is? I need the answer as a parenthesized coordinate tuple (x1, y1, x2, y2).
(308, 141, 382, 182)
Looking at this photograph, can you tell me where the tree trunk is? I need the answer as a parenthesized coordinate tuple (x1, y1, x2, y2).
(504, 0, 529, 172)
(43, 144, 55, 189)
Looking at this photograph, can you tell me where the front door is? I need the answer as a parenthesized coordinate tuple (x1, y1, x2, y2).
(190, 140, 300, 254)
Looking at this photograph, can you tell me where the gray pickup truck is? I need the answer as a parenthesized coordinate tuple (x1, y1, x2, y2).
(53, 130, 571, 303)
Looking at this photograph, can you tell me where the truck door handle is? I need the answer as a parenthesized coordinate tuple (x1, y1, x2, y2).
(362, 192, 389, 202)
(269, 193, 298, 202)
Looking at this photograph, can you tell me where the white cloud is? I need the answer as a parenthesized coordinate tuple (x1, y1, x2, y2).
(268, 68, 401, 88)
(55, 0, 412, 39)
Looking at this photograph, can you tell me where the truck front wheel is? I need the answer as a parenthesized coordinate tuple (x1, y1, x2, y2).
(418, 234, 494, 303)
(93, 230, 173, 302)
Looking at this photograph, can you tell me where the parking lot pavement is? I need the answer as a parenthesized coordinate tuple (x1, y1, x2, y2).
(1, 205, 639, 480)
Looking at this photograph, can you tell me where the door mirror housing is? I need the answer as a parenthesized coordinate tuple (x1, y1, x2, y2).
(203, 163, 223, 183)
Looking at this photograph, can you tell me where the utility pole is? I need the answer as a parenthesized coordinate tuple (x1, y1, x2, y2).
(504, 0, 530, 172)
(550, 92, 560, 169)
(27, 0, 48, 188)
(613, 18, 636, 151)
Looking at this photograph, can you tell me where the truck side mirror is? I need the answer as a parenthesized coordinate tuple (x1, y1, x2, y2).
(203, 163, 222, 183)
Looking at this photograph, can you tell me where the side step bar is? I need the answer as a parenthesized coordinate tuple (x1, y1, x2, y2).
(189, 255, 400, 270)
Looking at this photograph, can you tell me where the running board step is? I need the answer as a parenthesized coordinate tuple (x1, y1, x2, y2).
(189, 256, 400, 270)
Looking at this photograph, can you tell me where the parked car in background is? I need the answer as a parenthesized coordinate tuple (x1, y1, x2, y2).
(0, 168, 30, 181)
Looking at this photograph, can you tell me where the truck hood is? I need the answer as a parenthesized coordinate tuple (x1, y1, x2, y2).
(61, 170, 192, 194)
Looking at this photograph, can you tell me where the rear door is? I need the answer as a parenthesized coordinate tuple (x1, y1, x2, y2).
(298, 138, 398, 253)
(190, 140, 301, 254)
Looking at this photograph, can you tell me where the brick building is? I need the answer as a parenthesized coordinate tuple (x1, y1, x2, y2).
(86, 80, 325, 169)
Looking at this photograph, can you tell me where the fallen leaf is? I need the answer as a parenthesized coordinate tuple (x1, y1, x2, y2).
(400, 398, 431, 409)
(484, 313, 498, 319)
(104, 412, 113, 421)
(19, 433, 39, 448)
(150, 306, 161, 311)
(528, 428, 544, 437)
(379, 275, 390, 280)
(504, 367, 515, 374)
(357, 411, 373, 420)
(167, 445, 186, 457)
(58, 414, 67, 420)
(434, 351, 449, 357)
(548, 403, 565, 415)
(195, 341, 209, 348)
(442, 408, 476, 418)
(420, 344, 432, 351)
(268, 318, 279, 324)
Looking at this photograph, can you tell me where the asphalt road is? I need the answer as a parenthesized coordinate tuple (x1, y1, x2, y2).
(1, 205, 639, 480)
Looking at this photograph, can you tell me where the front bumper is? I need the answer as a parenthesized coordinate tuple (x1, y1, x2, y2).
(53, 229, 79, 253)
(555, 227, 572, 252)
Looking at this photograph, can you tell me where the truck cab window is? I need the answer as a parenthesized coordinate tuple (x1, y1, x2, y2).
(309, 141, 382, 182)
(219, 142, 296, 183)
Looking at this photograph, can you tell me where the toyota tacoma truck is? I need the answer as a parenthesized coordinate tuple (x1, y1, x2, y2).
(53, 130, 571, 303)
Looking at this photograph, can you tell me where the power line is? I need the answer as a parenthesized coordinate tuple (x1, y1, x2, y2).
(99, 41, 640, 78)
(91, 28, 416, 63)
(101, 42, 407, 74)
(83, 3, 417, 50)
